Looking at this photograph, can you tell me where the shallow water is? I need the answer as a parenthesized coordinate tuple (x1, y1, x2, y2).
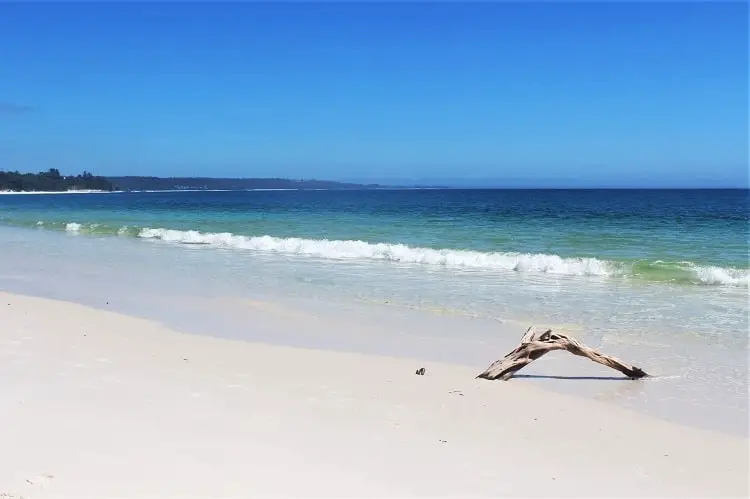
(0, 221, 746, 436)
(1, 189, 748, 281)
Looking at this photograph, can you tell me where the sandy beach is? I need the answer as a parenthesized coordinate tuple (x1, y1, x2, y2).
(0, 291, 747, 498)
(2, 1, 747, 496)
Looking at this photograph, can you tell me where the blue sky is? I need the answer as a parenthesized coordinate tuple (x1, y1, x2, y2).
(0, 2, 747, 187)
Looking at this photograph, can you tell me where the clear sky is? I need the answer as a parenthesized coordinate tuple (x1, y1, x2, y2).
(0, 2, 747, 187)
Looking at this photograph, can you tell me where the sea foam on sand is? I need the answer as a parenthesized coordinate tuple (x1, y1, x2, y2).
(0, 292, 747, 498)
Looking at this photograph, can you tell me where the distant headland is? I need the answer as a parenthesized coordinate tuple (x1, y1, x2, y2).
(108, 176, 385, 191)
(0, 169, 392, 193)
(0, 169, 115, 192)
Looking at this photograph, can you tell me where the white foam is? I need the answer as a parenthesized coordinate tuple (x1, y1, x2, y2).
(688, 264, 750, 287)
(136, 227, 619, 277)
(52, 224, 749, 287)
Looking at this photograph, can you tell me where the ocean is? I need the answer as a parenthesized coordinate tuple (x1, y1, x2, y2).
(0, 188, 748, 434)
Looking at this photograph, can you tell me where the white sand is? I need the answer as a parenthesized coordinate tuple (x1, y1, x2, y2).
(0, 292, 747, 498)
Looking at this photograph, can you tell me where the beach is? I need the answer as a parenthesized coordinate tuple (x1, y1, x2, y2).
(3, 0, 746, 495)
(0, 190, 747, 436)
(1, 291, 747, 498)
(0, 189, 747, 497)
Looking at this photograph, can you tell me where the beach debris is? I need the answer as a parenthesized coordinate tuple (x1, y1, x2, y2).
(476, 326, 648, 381)
(415, 367, 426, 375)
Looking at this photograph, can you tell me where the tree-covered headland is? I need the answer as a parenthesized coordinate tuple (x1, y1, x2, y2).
(0, 169, 116, 192)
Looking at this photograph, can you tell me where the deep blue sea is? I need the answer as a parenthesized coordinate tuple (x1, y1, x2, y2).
(0, 188, 747, 433)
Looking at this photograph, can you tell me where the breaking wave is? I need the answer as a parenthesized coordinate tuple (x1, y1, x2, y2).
(137, 227, 615, 275)
(132, 226, 748, 288)
(21, 222, 734, 287)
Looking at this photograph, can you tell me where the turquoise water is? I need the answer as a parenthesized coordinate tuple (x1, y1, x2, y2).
(0, 188, 747, 342)
(0, 189, 747, 286)
(0, 188, 747, 434)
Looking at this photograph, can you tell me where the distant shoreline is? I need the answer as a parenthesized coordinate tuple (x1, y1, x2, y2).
(0, 189, 117, 195)
(0, 187, 445, 194)
(0, 186, 745, 194)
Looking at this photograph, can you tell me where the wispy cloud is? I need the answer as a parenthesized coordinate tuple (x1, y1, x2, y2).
(0, 103, 32, 115)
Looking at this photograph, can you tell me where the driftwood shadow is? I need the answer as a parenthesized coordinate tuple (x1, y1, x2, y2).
(512, 374, 631, 381)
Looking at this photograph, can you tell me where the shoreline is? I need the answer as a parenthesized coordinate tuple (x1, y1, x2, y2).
(1, 291, 747, 497)
(6, 222, 750, 288)
(0, 222, 747, 437)
(0, 189, 119, 195)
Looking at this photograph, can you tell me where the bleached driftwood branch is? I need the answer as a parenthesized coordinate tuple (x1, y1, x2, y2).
(476, 326, 648, 381)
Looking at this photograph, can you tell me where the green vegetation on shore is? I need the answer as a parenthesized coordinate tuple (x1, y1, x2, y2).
(0, 169, 116, 192)
(0, 171, 390, 193)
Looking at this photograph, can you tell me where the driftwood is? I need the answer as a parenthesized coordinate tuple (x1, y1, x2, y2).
(477, 326, 648, 381)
